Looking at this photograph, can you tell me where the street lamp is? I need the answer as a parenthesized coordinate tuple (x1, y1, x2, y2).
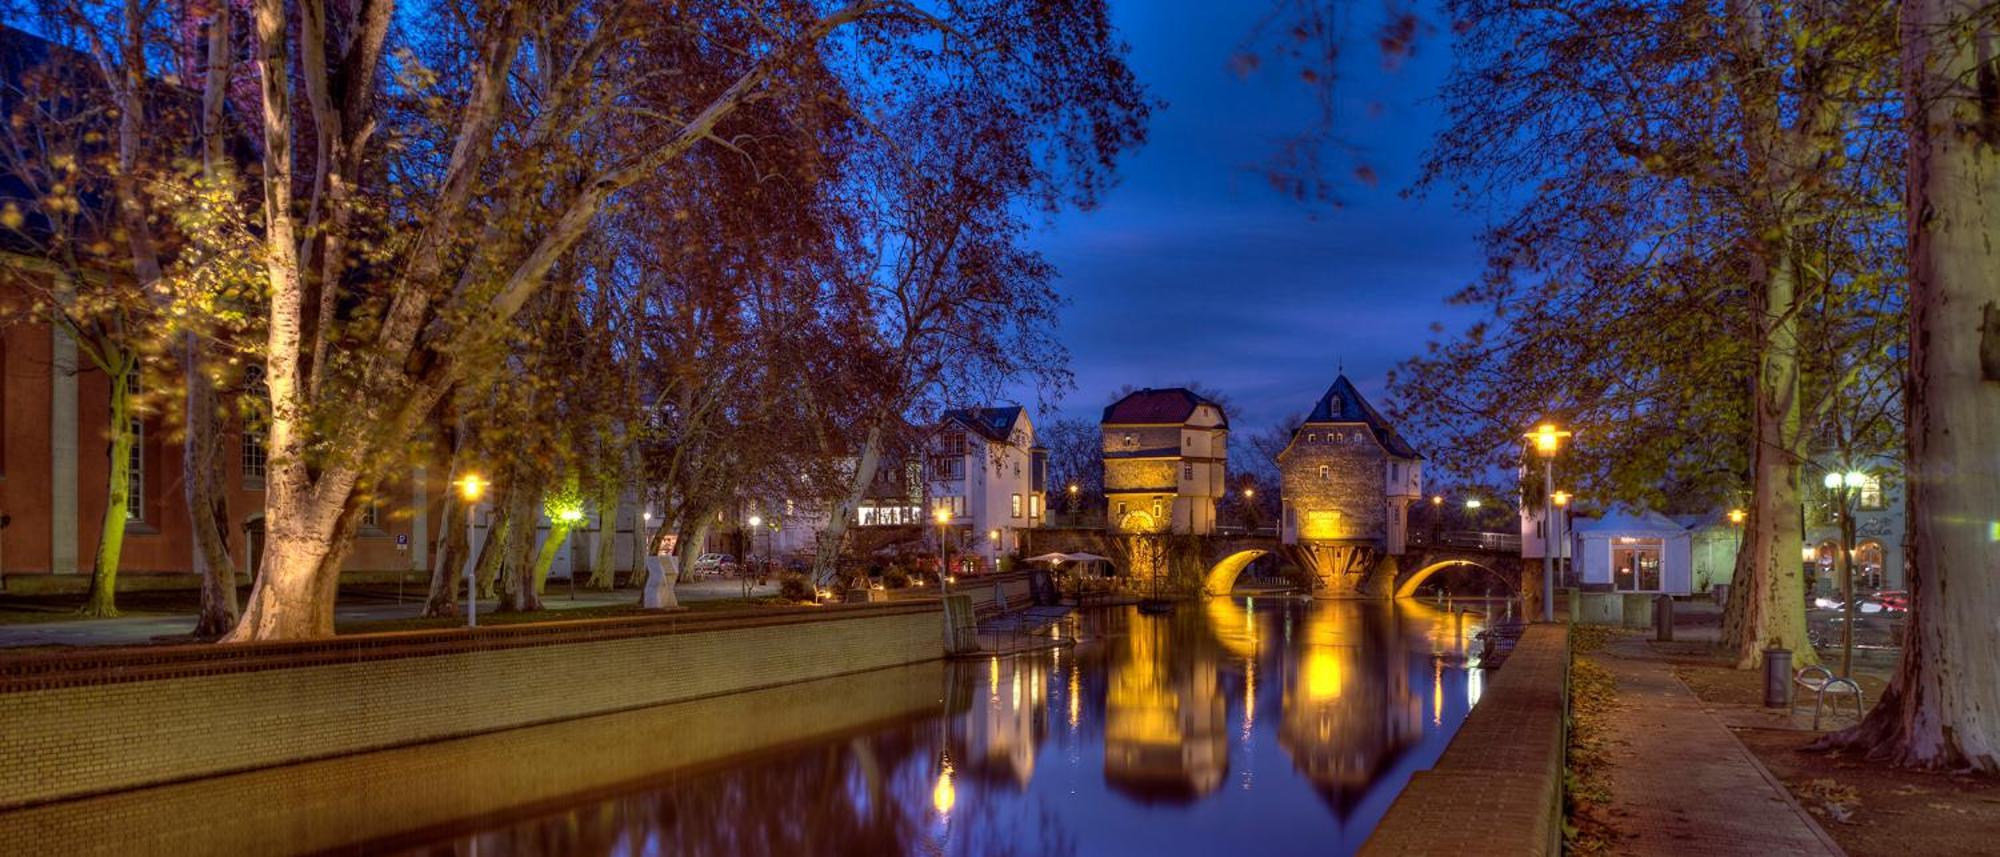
(455, 474, 486, 628)
(935, 507, 953, 593)
(1525, 422, 1571, 622)
(1464, 498, 1482, 509)
(1552, 491, 1572, 588)
(1822, 470, 1866, 677)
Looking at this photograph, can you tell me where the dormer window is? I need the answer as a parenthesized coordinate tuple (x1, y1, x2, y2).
(1307, 433, 1317, 443)
(1318, 464, 1330, 481)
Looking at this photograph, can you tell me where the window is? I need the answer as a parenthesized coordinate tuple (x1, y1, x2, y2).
(1307, 432, 1316, 443)
(362, 502, 381, 530)
(1117, 501, 1129, 517)
(933, 496, 966, 518)
(931, 456, 966, 480)
(1011, 493, 1023, 518)
(1151, 499, 1163, 519)
(1183, 463, 1193, 480)
(1318, 464, 1330, 481)
(1612, 538, 1664, 592)
(1122, 433, 1137, 449)
(1013, 460, 1021, 477)
(125, 419, 144, 521)
(1030, 494, 1043, 518)
(940, 431, 967, 457)
(242, 431, 268, 485)
(784, 499, 795, 515)
(1858, 475, 1885, 510)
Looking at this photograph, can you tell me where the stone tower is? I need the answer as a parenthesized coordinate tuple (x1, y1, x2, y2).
(1277, 375, 1423, 594)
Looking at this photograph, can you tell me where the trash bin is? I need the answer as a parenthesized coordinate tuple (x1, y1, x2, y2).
(1654, 594, 1675, 642)
(1763, 647, 1793, 708)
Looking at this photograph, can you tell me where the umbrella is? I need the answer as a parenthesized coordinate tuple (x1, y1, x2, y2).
(1065, 552, 1113, 563)
(1027, 552, 1073, 564)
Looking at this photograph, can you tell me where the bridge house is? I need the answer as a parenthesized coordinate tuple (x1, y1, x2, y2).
(1100, 388, 1228, 535)
(1276, 375, 1424, 591)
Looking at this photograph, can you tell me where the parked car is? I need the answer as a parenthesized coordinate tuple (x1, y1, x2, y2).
(692, 553, 738, 577)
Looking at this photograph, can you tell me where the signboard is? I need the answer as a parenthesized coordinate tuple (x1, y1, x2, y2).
(395, 533, 409, 550)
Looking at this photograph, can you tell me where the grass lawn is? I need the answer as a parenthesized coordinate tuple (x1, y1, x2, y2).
(0, 589, 222, 624)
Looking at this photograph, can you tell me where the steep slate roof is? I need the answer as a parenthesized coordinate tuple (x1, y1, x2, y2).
(1101, 387, 1228, 428)
(943, 406, 1024, 444)
(1300, 375, 1421, 460)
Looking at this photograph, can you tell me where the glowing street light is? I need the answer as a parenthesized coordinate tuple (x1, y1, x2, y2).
(935, 507, 954, 593)
(1464, 498, 1483, 510)
(1524, 421, 1571, 623)
(456, 473, 486, 628)
(1727, 508, 1746, 525)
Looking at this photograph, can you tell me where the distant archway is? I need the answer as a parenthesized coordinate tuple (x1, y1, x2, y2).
(1203, 549, 1270, 594)
(1395, 559, 1517, 599)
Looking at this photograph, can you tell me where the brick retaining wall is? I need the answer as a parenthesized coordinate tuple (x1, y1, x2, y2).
(1361, 623, 1571, 856)
(0, 601, 945, 809)
(0, 659, 947, 856)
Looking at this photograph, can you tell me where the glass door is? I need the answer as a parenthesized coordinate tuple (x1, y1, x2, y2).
(1612, 538, 1664, 592)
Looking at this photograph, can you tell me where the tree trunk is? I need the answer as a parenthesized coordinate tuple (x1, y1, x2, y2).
(1817, 0, 2000, 768)
(811, 423, 884, 589)
(82, 362, 137, 618)
(1723, 252, 1815, 669)
(422, 431, 468, 618)
(225, 487, 362, 641)
(677, 515, 715, 584)
(531, 521, 574, 595)
(475, 492, 511, 599)
(185, 350, 238, 639)
(587, 482, 620, 589)
(423, 492, 467, 618)
(499, 477, 543, 612)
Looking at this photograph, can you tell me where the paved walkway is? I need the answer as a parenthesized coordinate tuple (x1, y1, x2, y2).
(0, 578, 776, 649)
(1594, 634, 1845, 855)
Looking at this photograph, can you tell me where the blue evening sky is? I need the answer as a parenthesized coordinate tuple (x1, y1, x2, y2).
(1024, 1, 1490, 436)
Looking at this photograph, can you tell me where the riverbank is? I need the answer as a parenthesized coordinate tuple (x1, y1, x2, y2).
(0, 600, 945, 808)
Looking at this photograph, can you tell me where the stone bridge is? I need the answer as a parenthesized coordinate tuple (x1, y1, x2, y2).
(1019, 528, 1525, 598)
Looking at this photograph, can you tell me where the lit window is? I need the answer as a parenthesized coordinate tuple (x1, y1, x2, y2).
(1030, 494, 1043, 518)
(242, 431, 267, 484)
(1859, 475, 1884, 510)
(1011, 494, 1023, 518)
(125, 419, 144, 521)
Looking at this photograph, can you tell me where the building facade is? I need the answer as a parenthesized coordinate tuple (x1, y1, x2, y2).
(1100, 389, 1228, 535)
(1277, 375, 1423, 557)
(929, 406, 1048, 571)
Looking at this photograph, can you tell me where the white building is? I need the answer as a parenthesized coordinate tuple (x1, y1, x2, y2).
(930, 406, 1048, 572)
(1569, 507, 1694, 596)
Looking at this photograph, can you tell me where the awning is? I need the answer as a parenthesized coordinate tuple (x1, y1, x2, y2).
(1028, 551, 1114, 564)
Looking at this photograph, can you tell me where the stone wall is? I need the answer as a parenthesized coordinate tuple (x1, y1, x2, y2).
(1361, 623, 1570, 856)
(1281, 426, 1388, 543)
(0, 602, 944, 809)
(0, 660, 947, 856)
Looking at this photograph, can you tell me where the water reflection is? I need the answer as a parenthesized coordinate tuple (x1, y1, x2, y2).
(392, 599, 1491, 857)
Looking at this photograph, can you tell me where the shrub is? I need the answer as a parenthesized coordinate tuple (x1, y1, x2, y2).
(778, 572, 815, 603)
(883, 564, 911, 589)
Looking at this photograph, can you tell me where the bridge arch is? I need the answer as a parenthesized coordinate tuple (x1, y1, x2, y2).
(1395, 559, 1518, 599)
(1203, 549, 1270, 594)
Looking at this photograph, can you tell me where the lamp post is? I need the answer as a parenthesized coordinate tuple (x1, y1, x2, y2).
(935, 507, 953, 593)
(456, 474, 486, 628)
(1527, 423, 1572, 622)
(1823, 470, 1866, 676)
(1067, 483, 1079, 520)
(1552, 490, 1572, 587)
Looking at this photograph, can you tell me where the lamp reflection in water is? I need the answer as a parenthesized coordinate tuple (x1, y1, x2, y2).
(933, 756, 956, 816)
(1280, 601, 1425, 814)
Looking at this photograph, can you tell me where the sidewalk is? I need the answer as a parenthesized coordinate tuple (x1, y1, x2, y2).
(0, 578, 775, 649)
(1592, 628, 1845, 855)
